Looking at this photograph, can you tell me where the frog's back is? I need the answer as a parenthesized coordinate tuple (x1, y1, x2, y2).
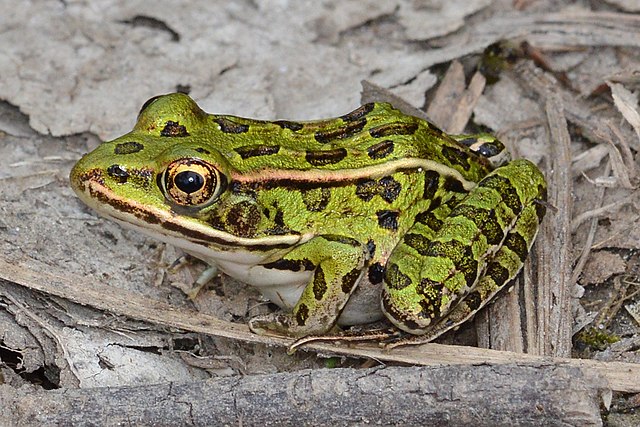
(202, 102, 491, 179)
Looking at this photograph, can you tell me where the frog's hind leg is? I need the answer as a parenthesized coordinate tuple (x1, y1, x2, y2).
(249, 235, 368, 338)
(381, 159, 547, 342)
(384, 195, 545, 348)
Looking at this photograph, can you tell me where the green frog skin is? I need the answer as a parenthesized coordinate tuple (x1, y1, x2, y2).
(70, 93, 546, 341)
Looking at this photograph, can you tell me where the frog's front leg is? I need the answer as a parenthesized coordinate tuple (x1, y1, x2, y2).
(249, 235, 367, 337)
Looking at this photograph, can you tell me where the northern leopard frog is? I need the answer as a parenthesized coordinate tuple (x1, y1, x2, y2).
(70, 93, 546, 344)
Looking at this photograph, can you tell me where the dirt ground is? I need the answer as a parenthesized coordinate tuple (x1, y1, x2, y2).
(1, 1, 639, 425)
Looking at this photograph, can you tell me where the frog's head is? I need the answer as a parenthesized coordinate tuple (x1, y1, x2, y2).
(70, 93, 285, 259)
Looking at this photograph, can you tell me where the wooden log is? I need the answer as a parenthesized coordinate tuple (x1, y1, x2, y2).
(0, 365, 603, 426)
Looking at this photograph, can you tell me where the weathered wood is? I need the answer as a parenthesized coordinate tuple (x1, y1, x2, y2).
(1, 259, 639, 393)
(0, 365, 603, 426)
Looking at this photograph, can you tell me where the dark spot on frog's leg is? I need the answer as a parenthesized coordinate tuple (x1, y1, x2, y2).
(114, 141, 144, 155)
(379, 176, 402, 203)
(485, 261, 509, 286)
(382, 293, 423, 331)
(384, 263, 412, 290)
(263, 258, 315, 272)
(273, 120, 304, 131)
(314, 119, 367, 144)
(106, 164, 129, 183)
(415, 210, 443, 231)
(457, 249, 479, 288)
(443, 176, 465, 193)
(426, 239, 467, 263)
(376, 210, 399, 231)
(312, 266, 328, 301)
(368, 263, 385, 285)
(161, 121, 189, 137)
(340, 103, 375, 122)
(295, 303, 309, 326)
(441, 146, 471, 171)
(403, 233, 431, 256)
(234, 144, 280, 159)
(226, 200, 260, 238)
(423, 170, 440, 200)
(504, 231, 528, 263)
(195, 147, 210, 154)
(367, 139, 395, 160)
(305, 148, 348, 166)
(341, 268, 361, 294)
(369, 122, 418, 138)
(480, 175, 522, 214)
(214, 117, 250, 134)
(452, 205, 503, 246)
(465, 290, 483, 311)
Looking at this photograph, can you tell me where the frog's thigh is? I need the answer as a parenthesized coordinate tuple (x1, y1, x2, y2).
(382, 159, 546, 335)
(249, 235, 367, 337)
(401, 200, 545, 343)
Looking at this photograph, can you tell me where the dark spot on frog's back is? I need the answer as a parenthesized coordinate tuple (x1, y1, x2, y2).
(369, 122, 418, 138)
(441, 146, 471, 171)
(367, 139, 395, 160)
(376, 210, 399, 231)
(161, 121, 189, 137)
(234, 144, 280, 159)
(314, 118, 367, 143)
(106, 164, 129, 183)
(339, 103, 375, 122)
(305, 148, 347, 166)
(114, 141, 144, 155)
(273, 120, 304, 131)
(379, 176, 401, 203)
(214, 117, 249, 134)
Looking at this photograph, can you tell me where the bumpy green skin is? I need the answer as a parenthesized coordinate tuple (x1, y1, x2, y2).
(70, 93, 546, 340)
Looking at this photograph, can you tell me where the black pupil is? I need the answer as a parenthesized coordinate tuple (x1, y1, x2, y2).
(174, 171, 205, 194)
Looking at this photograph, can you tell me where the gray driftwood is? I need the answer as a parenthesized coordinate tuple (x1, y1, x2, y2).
(0, 365, 602, 426)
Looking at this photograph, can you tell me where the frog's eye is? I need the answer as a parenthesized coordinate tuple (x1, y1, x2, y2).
(161, 158, 226, 207)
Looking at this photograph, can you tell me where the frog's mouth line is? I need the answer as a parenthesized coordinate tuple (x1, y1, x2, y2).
(75, 175, 307, 255)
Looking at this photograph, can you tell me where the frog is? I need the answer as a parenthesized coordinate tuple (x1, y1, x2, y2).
(70, 93, 546, 345)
